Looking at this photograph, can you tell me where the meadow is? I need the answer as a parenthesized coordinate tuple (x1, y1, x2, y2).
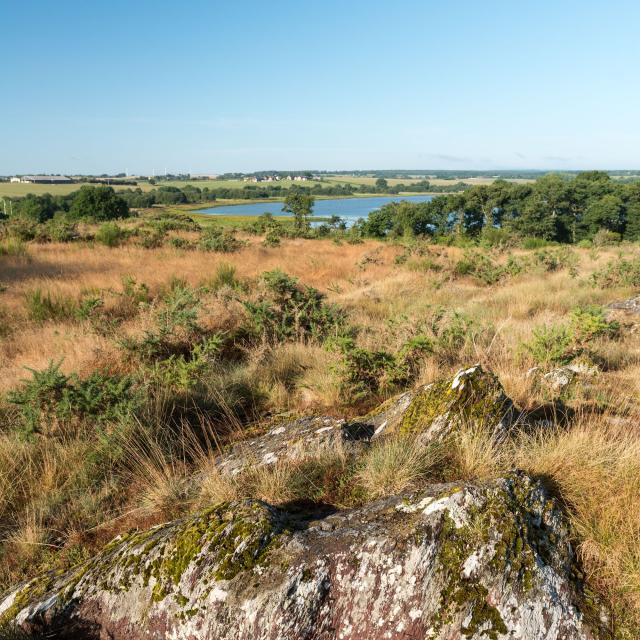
(0, 173, 475, 200)
(2, 217, 640, 635)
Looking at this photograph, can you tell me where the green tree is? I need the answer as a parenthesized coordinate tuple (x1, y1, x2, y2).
(68, 186, 129, 221)
(282, 189, 314, 234)
(582, 194, 624, 237)
(375, 177, 389, 192)
(14, 193, 58, 222)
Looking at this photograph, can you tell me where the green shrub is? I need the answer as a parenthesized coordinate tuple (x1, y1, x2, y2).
(453, 251, 524, 285)
(331, 337, 396, 403)
(569, 305, 619, 344)
(122, 285, 204, 361)
(75, 294, 103, 321)
(7, 361, 137, 436)
(521, 237, 554, 250)
(332, 334, 432, 404)
(533, 248, 578, 273)
(95, 222, 125, 247)
(521, 324, 575, 365)
(591, 256, 640, 288)
(150, 335, 223, 391)
(243, 270, 347, 343)
(592, 229, 621, 247)
(198, 227, 244, 253)
(146, 212, 200, 232)
(429, 309, 480, 363)
(3, 217, 38, 241)
(35, 218, 78, 243)
(169, 237, 193, 250)
(263, 229, 281, 247)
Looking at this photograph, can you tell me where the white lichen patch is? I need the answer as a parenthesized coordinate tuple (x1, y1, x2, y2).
(451, 365, 480, 390)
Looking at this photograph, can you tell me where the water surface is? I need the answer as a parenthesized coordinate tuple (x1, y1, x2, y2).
(195, 195, 434, 226)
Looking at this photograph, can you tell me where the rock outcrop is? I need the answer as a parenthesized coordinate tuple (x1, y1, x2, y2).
(217, 365, 519, 475)
(608, 296, 640, 315)
(0, 473, 602, 639)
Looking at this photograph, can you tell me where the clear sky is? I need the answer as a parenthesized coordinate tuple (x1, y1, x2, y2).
(2, 0, 639, 174)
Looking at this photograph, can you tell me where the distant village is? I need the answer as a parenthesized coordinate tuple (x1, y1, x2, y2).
(242, 173, 319, 183)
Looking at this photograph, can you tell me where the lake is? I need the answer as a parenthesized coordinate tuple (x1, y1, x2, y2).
(194, 195, 434, 226)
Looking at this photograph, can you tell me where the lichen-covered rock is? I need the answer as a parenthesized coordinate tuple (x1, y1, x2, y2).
(216, 416, 373, 475)
(608, 296, 640, 315)
(0, 473, 604, 639)
(528, 357, 599, 395)
(388, 364, 519, 443)
(217, 366, 518, 477)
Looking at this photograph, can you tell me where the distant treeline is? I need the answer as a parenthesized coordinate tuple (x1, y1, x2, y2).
(2, 186, 131, 222)
(115, 180, 466, 208)
(360, 172, 640, 243)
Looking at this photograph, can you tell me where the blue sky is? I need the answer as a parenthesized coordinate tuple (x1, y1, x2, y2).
(2, 0, 639, 174)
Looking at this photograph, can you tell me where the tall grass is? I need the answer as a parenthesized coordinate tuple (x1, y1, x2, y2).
(512, 420, 640, 635)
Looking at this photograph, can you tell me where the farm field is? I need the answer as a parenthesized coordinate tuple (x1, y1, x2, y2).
(0, 181, 154, 198)
(0, 174, 532, 200)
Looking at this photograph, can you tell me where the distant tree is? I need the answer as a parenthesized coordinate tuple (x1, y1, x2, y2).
(375, 177, 389, 192)
(282, 189, 314, 234)
(14, 193, 58, 222)
(68, 186, 129, 221)
(582, 194, 625, 237)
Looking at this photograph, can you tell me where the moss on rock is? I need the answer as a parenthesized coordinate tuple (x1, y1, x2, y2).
(399, 365, 515, 439)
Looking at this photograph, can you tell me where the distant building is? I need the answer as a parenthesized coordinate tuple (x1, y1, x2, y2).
(16, 175, 73, 184)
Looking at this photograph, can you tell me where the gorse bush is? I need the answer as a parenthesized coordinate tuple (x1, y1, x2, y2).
(150, 335, 223, 391)
(521, 324, 575, 366)
(145, 212, 200, 233)
(521, 305, 619, 365)
(429, 308, 480, 363)
(331, 334, 432, 404)
(124, 285, 204, 360)
(244, 270, 347, 343)
(7, 361, 137, 437)
(569, 305, 619, 344)
(35, 218, 78, 243)
(454, 252, 509, 285)
(198, 227, 244, 253)
(95, 222, 125, 247)
(591, 256, 640, 288)
(331, 337, 397, 403)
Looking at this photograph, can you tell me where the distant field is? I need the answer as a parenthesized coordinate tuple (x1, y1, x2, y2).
(327, 174, 534, 187)
(159, 178, 328, 190)
(0, 181, 153, 197)
(0, 174, 532, 200)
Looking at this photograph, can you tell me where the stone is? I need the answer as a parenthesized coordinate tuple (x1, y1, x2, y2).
(0, 473, 605, 640)
(389, 364, 519, 443)
(215, 365, 519, 475)
(608, 296, 640, 315)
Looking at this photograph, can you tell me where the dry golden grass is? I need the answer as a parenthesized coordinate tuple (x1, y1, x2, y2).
(512, 419, 640, 634)
(356, 436, 441, 499)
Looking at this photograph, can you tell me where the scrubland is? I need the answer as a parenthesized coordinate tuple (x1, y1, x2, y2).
(2, 227, 640, 635)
